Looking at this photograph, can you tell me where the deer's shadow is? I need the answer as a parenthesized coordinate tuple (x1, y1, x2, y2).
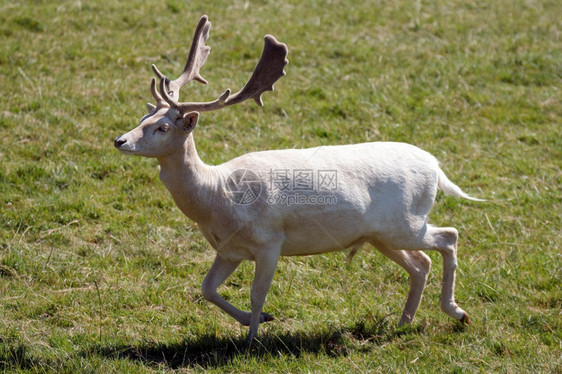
(85, 318, 431, 369)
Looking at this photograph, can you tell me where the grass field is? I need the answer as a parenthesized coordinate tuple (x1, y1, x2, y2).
(1, 0, 560, 372)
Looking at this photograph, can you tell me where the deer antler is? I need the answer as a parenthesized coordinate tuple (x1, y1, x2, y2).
(152, 15, 211, 100)
(159, 34, 288, 114)
(150, 77, 165, 106)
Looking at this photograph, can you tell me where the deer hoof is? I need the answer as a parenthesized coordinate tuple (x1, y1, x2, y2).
(261, 312, 274, 323)
(460, 312, 470, 325)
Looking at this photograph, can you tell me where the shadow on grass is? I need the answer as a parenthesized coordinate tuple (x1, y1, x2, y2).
(0, 343, 44, 371)
(84, 317, 425, 369)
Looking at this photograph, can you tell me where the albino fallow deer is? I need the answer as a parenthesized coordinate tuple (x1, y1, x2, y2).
(114, 15, 481, 341)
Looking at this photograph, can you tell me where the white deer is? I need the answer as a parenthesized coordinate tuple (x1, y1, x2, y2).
(114, 15, 481, 342)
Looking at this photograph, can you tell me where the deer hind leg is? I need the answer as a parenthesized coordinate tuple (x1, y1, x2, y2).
(398, 225, 469, 324)
(427, 226, 470, 324)
(371, 240, 432, 325)
(201, 254, 274, 327)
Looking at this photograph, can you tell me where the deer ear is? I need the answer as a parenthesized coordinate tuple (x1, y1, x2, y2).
(146, 103, 156, 113)
(179, 112, 199, 133)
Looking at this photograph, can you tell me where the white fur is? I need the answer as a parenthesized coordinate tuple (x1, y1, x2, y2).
(115, 111, 478, 341)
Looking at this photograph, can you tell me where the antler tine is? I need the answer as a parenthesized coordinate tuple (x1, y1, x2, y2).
(150, 78, 166, 106)
(159, 77, 176, 107)
(151, 15, 211, 100)
(174, 34, 289, 114)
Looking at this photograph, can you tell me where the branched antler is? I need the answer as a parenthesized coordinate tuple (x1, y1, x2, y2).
(151, 15, 288, 114)
(152, 15, 212, 100)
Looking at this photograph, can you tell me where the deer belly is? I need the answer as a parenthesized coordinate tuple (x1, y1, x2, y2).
(280, 221, 368, 256)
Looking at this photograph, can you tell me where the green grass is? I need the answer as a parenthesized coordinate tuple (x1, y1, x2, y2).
(0, 0, 560, 372)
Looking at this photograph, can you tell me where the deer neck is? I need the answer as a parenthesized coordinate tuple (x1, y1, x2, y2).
(157, 134, 218, 225)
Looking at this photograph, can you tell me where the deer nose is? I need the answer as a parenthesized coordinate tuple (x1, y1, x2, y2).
(114, 137, 127, 148)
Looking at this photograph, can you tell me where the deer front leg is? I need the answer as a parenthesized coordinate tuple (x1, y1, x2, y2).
(247, 250, 280, 342)
(201, 254, 275, 326)
(201, 254, 249, 324)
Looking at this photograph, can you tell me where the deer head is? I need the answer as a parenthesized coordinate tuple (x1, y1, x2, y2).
(114, 15, 289, 158)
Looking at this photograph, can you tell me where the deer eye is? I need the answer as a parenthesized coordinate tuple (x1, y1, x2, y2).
(156, 124, 170, 133)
